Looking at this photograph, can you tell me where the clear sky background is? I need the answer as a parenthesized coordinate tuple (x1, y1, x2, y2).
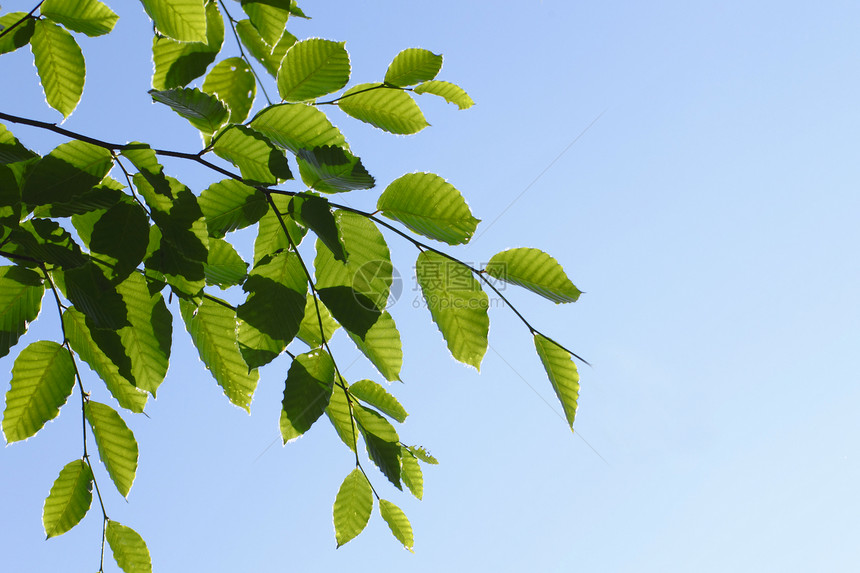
(2, 1, 859, 571)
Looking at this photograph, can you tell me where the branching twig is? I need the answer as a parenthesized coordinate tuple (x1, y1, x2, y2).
(0, 1, 43, 41)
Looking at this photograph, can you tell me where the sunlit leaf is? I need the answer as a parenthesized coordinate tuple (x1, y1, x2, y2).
(235, 19, 296, 77)
(534, 334, 579, 429)
(277, 39, 350, 102)
(384, 48, 442, 87)
(30, 20, 85, 118)
(347, 311, 402, 382)
(41, 0, 119, 37)
(106, 521, 152, 573)
(0, 266, 44, 360)
(379, 499, 414, 551)
(296, 294, 340, 347)
(150, 0, 223, 90)
(280, 348, 335, 442)
(199, 178, 268, 238)
(240, 0, 290, 46)
(400, 447, 423, 499)
(42, 460, 92, 538)
(349, 379, 407, 423)
(413, 80, 474, 110)
(139, 0, 207, 42)
(333, 468, 372, 547)
(325, 381, 356, 451)
(85, 401, 138, 498)
(0, 12, 35, 55)
(288, 194, 345, 261)
(149, 87, 229, 134)
(485, 248, 581, 303)
(212, 125, 292, 185)
(338, 83, 428, 135)
(204, 238, 248, 289)
(407, 445, 438, 465)
(202, 57, 256, 123)
(253, 193, 305, 264)
(250, 103, 347, 154)
(297, 146, 374, 194)
(355, 404, 400, 489)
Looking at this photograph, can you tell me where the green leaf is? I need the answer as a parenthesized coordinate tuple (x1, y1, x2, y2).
(277, 39, 350, 102)
(149, 87, 229, 134)
(288, 194, 345, 261)
(534, 334, 580, 429)
(333, 468, 372, 547)
(139, 0, 207, 42)
(280, 349, 335, 443)
(22, 140, 113, 207)
(377, 172, 479, 245)
(0, 123, 38, 164)
(347, 311, 402, 382)
(354, 404, 401, 489)
(30, 19, 85, 118)
(115, 274, 171, 397)
(237, 251, 306, 368)
(338, 83, 428, 135)
(106, 521, 152, 573)
(297, 146, 374, 194)
(415, 251, 489, 369)
(85, 401, 138, 498)
(0, 266, 44, 360)
(400, 447, 423, 500)
(235, 19, 295, 77)
(413, 80, 474, 110)
(253, 193, 305, 264)
(202, 57, 256, 123)
(349, 379, 407, 423)
(63, 262, 129, 330)
(150, 0, 223, 90)
(485, 248, 581, 304)
(289, 2, 309, 19)
(9, 219, 88, 269)
(379, 499, 414, 551)
(2, 340, 74, 443)
(204, 238, 248, 289)
(212, 125, 292, 185)
(384, 48, 442, 87)
(63, 307, 149, 412)
(0, 12, 36, 54)
(44, 181, 123, 218)
(250, 103, 347, 154)
(240, 0, 290, 46)
(325, 382, 356, 451)
(42, 460, 93, 538)
(41, 0, 119, 37)
(181, 297, 259, 412)
(89, 202, 150, 282)
(407, 445, 438, 465)
(296, 294, 339, 347)
(199, 178, 268, 238)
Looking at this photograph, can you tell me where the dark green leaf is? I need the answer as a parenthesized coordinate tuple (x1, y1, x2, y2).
(297, 146, 374, 193)
(277, 38, 350, 102)
(288, 194, 345, 260)
(199, 178, 268, 238)
(42, 460, 93, 538)
(280, 349, 335, 443)
(150, 0, 223, 90)
(0, 123, 38, 164)
(338, 83, 428, 135)
(0, 266, 44, 360)
(355, 404, 401, 489)
(333, 468, 372, 547)
(149, 87, 229, 134)
(413, 80, 474, 110)
(63, 262, 129, 330)
(384, 48, 443, 87)
(253, 193, 305, 264)
(250, 103, 347, 154)
(89, 202, 150, 282)
(41, 0, 119, 37)
(22, 140, 113, 207)
(85, 401, 138, 498)
(212, 125, 292, 185)
(534, 334, 580, 429)
(350, 379, 407, 423)
(9, 219, 88, 269)
(379, 499, 413, 551)
(106, 521, 152, 573)
(0, 12, 35, 55)
(485, 248, 581, 303)
(30, 20, 85, 118)
(202, 57, 256, 123)
(139, 0, 207, 42)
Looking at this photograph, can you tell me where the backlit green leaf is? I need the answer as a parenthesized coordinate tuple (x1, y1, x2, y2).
(0, 266, 44, 360)
(485, 248, 581, 303)
(350, 379, 407, 423)
(288, 194, 345, 261)
(22, 140, 113, 207)
(347, 311, 402, 382)
(0, 12, 35, 55)
(85, 401, 138, 498)
(204, 238, 248, 289)
(355, 404, 401, 488)
(199, 178, 268, 238)
(42, 460, 93, 538)
(250, 103, 347, 154)
(400, 447, 423, 499)
(89, 202, 150, 282)
(325, 382, 356, 451)
(139, 0, 207, 42)
(333, 468, 372, 547)
(534, 334, 580, 429)
(150, 0, 223, 90)
(415, 251, 488, 369)
(2, 340, 74, 443)
(106, 521, 152, 573)
(277, 39, 350, 102)
(149, 87, 229, 134)
(384, 48, 442, 87)
(0, 123, 38, 164)
(63, 262, 129, 330)
(407, 445, 438, 465)
(280, 349, 335, 443)
(296, 294, 340, 347)
(297, 146, 374, 193)
(202, 57, 256, 123)
(241, 0, 290, 46)
(413, 80, 474, 110)
(30, 20, 85, 118)
(338, 83, 428, 135)
(235, 19, 296, 77)
(212, 125, 292, 185)
(377, 172, 479, 245)
(379, 499, 413, 551)
(181, 297, 259, 412)
(9, 219, 88, 269)
(41, 0, 119, 37)
(253, 193, 305, 264)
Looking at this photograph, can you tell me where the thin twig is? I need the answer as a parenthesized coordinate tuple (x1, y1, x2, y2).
(0, 1, 43, 41)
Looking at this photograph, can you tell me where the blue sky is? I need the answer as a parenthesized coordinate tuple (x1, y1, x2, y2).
(2, 1, 859, 571)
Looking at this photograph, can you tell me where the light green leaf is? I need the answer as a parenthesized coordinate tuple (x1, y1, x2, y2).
(0, 266, 44, 360)
(181, 297, 259, 412)
(415, 251, 488, 369)
(347, 311, 402, 382)
(333, 468, 372, 547)
(377, 172, 479, 245)
(534, 334, 580, 429)
(379, 499, 414, 551)
(204, 238, 248, 289)
(325, 382, 356, 451)
(407, 445, 438, 465)
(289, 2, 308, 19)
(30, 19, 85, 118)
(338, 83, 428, 135)
(106, 521, 152, 573)
(139, 0, 207, 42)
(250, 103, 347, 154)
(235, 19, 295, 77)
(400, 447, 423, 500)
(350, 379, 407, 423)
(63, 308, 149, 413)
(280, 349, 335, 443)
(199, 178, 268, 238)
(202, 57, 256, 123)
(212, 125, 292, 185)
(149, 87, 229, 134)
(22, 140, 113, 207)
(413, 80, 474, 110)
(288, 194, 345, 261)
(240, 0, 290, 46)
(41, 0, 119, 37)
(485, 248, 581, 303)
(150, 0, 223, 90)
(2, 340, 74, 443)
(296, 294, 340, 347)
(384, 48, 442, 87)
(277, 39, 350, 102)
(297, 146, 374, 194)
(0, 12, 35, 55)
(42, 460, 93, 538)
(253, 193, 305, 264)
(85, 401, 138, 498)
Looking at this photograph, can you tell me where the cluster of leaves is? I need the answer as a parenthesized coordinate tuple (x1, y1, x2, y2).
(0, 0, 585, 570)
